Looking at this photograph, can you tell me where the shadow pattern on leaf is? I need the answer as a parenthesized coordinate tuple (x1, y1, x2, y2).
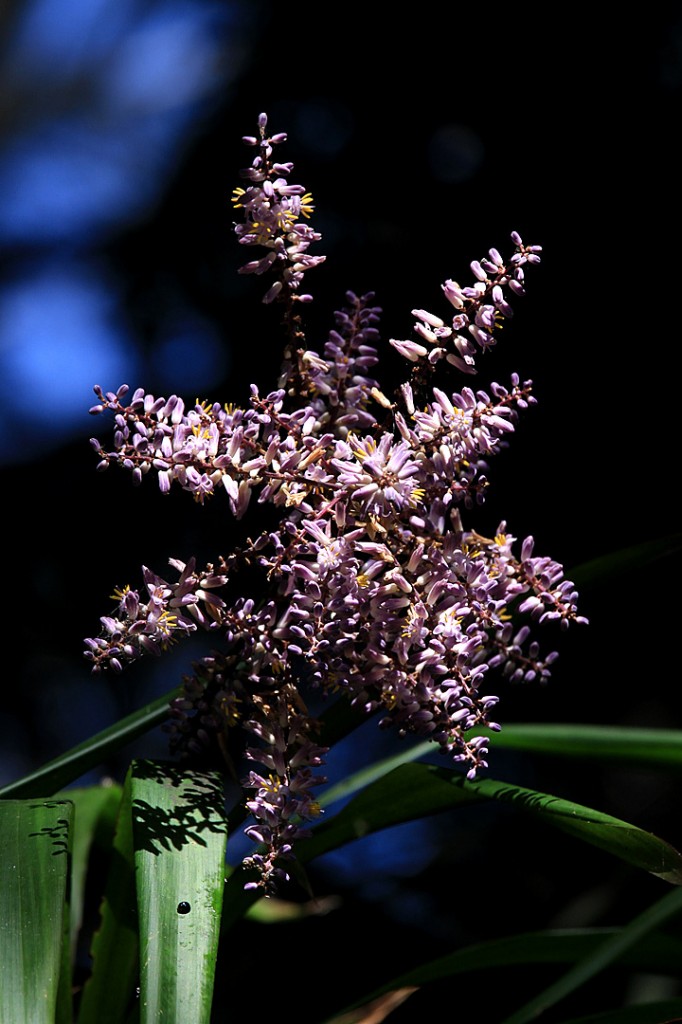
(131, 760, 227, 856)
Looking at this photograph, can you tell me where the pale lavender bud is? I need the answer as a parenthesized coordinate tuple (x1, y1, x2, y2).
(518, 595, 543, 615)
(446, 352, 477, 373)
(412, 308, 445, 329)
(241, 167, 266, 182)
(400, 382, 415, 415)
(442, 279, 465, 309)
(262, 281, 283, 304)
(491, 285, 513, 317)
(239, 253, 278, 275)
(468, 324, 494, 347)
(144, 395, 165, 415)
(414, 323, 439, 344)
(390, 338, 428, 361)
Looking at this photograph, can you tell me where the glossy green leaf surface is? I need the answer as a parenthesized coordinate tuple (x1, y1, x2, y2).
(478, 723, 682, 769)
(223, 726, 682, 930)
(131, 760, 228, 1024)
(76, 780, 137, 1024)
(66, 783, 123, 969)
(300, 763, 682, 883)
(0, 799, 73, 1024)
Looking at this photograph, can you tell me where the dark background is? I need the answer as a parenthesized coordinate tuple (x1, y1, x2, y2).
(2, 3, 682, 1020)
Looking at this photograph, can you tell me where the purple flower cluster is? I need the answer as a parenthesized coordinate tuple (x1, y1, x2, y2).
(85, 114, 587, 891)
(84, 559, 228, 673)
(390, 233, 541, 374)
(232, 111, 325, 305)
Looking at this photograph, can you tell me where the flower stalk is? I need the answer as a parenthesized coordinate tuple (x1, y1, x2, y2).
(85, 113, 586, 891)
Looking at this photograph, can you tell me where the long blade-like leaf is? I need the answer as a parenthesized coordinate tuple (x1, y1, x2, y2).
(300, 763, 682, 883)
(0, 799, 74, 1024)
(223, 746, 682, 928)
(223, 760, 682, 929)
(475, 723, 682, 769)
(501, 884, 682, 1024)
(131, 760, 228, 1024)
(0, 687, 182, 801)
(76, 774, 138, 1024)
(323, 926, 682, 1022)
(66, 783, 123, 969)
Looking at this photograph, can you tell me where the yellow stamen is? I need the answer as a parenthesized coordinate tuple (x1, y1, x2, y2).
(300, 193, 315, 218)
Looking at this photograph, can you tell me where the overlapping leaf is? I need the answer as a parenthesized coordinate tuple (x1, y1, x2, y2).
(0, 799, 73, 1024)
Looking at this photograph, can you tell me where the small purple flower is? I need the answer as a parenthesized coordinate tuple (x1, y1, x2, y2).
(332, 433, 424, 517)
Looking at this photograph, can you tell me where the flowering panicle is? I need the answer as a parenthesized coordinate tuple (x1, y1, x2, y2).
(85, 114, 587, 891)
(232, 111, 325, 307)
(390, 231, 541, 377)
(289, 290, 382, 434)
(84, 558, 228, 673)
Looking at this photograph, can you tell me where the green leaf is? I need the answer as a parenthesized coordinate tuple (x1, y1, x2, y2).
(482, 723, 682, 769)
(76, 773, 139, 1024)
(316, 722, 682, 827)
(0, 799, 74, 1024)
(65, 783, 123, 968)
(299, 763, 682, 883)
(323, 925, 682, 1022)
(0, 686, 182, 800)
(320, 721, 682, 811)
(130, 760, 228, 1024)
(222, 743, 682, 929)
(501, 884, 682, 1024)
(319, 742, 434, 810)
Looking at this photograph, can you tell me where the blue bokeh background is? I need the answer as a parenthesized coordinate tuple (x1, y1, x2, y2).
(0, 0, 252, 464)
